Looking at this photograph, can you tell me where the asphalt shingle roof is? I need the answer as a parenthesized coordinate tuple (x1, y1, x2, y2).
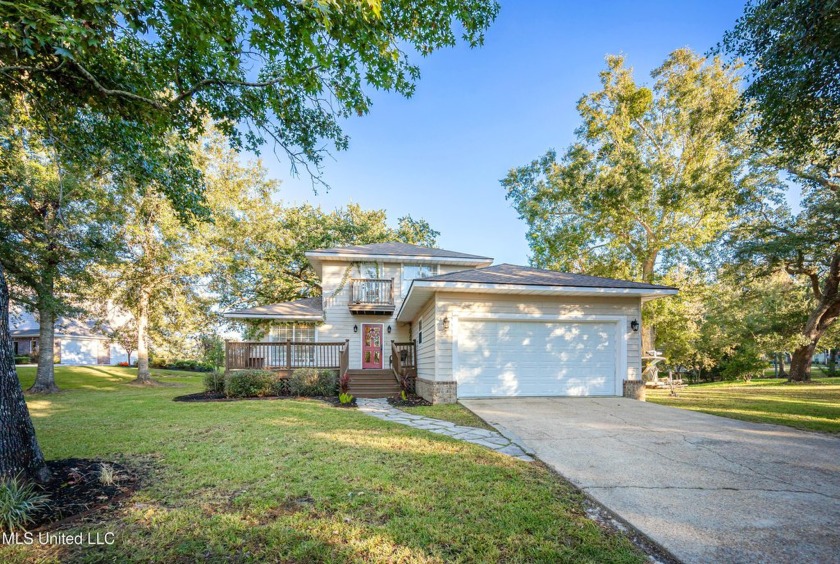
(308, 242, 492, 261)
(225, 296, 323, 318)
(421, 264, 677, 290)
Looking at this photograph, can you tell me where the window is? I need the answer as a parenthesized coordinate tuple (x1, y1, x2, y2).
(401, 264, 438, 296)
(357, 262, 380, 279)
(13, 341, 18, 355)
(269, 324, 316, 342)
(268, 324, 317, 366)
(418, 319, 423, 344)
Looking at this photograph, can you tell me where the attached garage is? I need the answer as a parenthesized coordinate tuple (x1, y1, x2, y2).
(454, 317, 624, 397)
(397, 264, 678, 403)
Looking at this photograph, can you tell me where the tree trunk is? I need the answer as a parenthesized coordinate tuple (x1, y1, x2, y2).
(133, 290, 153, 384)
(28, 305, 58, 393)
(641, 250, 659, 354)
(789, 342, 817, 382)
(777, 353, 787, 379)
(788, 253, 840, 382)
(0, 265, 50, 482)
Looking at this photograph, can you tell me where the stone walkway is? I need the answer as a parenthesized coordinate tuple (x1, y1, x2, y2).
(357, 398, 534, 461)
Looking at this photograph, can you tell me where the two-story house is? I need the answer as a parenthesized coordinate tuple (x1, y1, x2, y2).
(223, 242, 676, 403)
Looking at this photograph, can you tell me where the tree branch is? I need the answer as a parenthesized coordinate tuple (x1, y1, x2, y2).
(72, 62, 165, 109)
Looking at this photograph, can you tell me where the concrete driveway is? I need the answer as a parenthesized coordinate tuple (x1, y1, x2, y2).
(461, 397, 840, 564)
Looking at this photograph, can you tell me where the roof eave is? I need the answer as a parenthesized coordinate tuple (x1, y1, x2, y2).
(396, 281, 678, 321)
(304, 251, 493, 264)
(223, 313, 324, 322)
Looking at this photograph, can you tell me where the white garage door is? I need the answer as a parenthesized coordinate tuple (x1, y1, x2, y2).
(61, 338, 99, 365)
(454, 319, 620, 397)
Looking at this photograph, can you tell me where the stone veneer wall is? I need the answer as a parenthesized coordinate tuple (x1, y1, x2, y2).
(416, 378, 457, 404)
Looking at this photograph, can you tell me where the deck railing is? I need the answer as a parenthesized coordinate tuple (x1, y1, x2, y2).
(349, 278, 394, 305)
(225, 340, 349, 372)
(390, 340, 417, 393)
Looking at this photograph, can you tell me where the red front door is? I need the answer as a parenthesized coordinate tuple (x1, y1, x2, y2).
(362, 324, 383, 369)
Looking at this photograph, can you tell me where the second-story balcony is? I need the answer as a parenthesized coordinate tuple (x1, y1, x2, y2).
(349, 278, 395, 315)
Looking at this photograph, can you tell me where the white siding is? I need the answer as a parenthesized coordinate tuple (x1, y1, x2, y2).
(431, 293, 642, 383)
(319, 261, 410, 369)
(316, 261, 490, 370)
(415, 297, 437, 380)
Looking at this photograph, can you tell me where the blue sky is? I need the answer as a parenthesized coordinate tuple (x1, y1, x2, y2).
(261, 0, 747, 265)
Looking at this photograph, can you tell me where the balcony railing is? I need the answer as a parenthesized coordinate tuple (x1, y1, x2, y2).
(349, 278, 395, 314)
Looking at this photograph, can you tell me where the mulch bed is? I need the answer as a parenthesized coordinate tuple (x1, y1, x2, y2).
(172, 391, 293, 402)
(28, 458, 145, 531)
(321, 396, 358, 408)
(387, 394, 431, 407)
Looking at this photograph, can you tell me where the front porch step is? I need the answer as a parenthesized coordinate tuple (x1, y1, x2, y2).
(346, 369, 393, 376)
(346, 369, 401, 398)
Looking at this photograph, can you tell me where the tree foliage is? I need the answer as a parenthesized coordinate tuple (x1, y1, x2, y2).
(210, 201, 441, 310)
(0, 0, 500, 203)
(734, 184, 840, 380)
(502, 49, 773, 284)
(722, 0, 840, 176)
(0, 97, 122, 391)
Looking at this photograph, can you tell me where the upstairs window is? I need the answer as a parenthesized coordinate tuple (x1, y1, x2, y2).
(357, 262, 380, 279)
(401, 264, 438, 297)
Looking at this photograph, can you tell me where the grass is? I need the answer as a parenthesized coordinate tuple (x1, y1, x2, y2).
(647, 377, 840, 434)
(400, 404, 496, 431)
(4, 366, 644, 563)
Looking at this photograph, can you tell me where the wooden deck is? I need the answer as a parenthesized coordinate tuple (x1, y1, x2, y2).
(226, 340, 350, 377)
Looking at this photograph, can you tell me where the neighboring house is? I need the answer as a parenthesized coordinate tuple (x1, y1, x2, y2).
(223, 242, 677, 403)
(11, 311, 137, 366)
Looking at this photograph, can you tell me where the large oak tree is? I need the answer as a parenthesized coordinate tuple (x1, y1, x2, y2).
(723, 0, 839, 380)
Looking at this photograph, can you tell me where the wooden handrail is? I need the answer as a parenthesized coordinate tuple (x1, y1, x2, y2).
(339, 339, 350, 379)
(225, 340, 349, 372)
(390, 340, 417, 392)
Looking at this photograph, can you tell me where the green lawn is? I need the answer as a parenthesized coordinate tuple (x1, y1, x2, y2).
(400, 404, 496, 431)
(647, 377, 840, 433)
(5, 366, 643, 563)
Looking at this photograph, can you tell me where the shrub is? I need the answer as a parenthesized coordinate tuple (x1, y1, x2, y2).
(204, 370, 225, 394)
(117, 361, 130, 367)
(170, 359, 214, 372)
(0, 476, 50, 532)
(288, 368, 319, 396)
(318, 369, 338, 396)
(288, 368, 337, 396)
(13, 356, 29, 365)
(339, 392, 354, 405)
(338, 372, 351, 394)
(224, 370, 275, 398)
(270, 377, 291, 397)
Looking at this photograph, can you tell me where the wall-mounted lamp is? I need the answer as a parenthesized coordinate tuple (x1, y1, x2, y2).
(353, 324, 358, 333)
(442, 316, 450, 331)
(387, 325, 392, 334)
(630, 319, 640, 332)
